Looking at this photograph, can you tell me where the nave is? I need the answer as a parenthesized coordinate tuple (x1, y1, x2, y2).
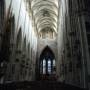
(0, 0, 90, 90)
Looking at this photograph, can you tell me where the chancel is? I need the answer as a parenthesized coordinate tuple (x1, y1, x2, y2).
(0, 0, 90, 90)
(39, 46, 56, 80)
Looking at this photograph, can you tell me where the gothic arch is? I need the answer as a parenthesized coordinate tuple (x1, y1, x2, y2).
(27, 0, 58, 33)
(40, 46, 55, 60)
(16, 28, 22, 50)
(39, 46, 56, 80)
(22, 36, 27, 53)
(39, 45, 56, 58)
(0, 15, 15, 62)
(10, 15, 15, 41)
(27, 43, 30, 56)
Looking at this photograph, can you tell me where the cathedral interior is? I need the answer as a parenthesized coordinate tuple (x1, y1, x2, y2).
(0, 0, 90, 90)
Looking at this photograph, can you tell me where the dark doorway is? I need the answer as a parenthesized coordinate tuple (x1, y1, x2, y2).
(39, 46, 56, 81)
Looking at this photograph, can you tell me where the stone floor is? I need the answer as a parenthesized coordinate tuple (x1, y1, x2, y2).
(0, 81, 87, 90)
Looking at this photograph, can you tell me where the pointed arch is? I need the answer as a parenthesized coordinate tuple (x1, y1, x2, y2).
(40, 46, 55, 61)
(39, 46, 56, 80)
(10, 15, 15, 41)
(16, 27, 22, 50)
(22, 36, 26, 52)
(0, 14, 15, 63)
(27, 43, 30, 56)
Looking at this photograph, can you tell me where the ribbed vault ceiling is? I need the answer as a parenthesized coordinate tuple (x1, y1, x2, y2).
(26, 0, 58, 33)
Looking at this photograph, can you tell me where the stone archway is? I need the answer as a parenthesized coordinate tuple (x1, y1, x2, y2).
(0, 15, 16, 82)
(39, 46, 56, 80)
(16, 28, 22, 51)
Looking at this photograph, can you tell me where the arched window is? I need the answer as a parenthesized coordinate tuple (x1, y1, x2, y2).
(48, 59, 51, 74)
(43, 59, 46, 74)
(39, 27, 56, 39)
(39, 46, 56, 79)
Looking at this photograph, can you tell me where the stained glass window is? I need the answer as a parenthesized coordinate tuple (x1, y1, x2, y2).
(43, 59, 46, 74)
(48, 59, 51, 74)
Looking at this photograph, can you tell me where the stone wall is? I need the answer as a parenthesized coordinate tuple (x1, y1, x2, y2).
(0, 0, 37, 83)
